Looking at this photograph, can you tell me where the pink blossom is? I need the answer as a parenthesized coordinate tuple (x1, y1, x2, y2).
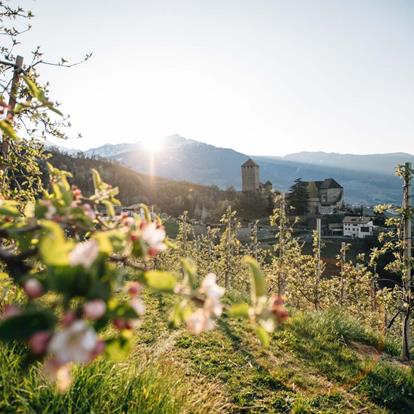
(69, 239, 99, 269)
(83, 300, 106, 320)
(0, 304, 21, 320)
(127, 281, 143, 297)
(24, 278, 44, 299)
(28, 331, 51, 355)
(61, 311, 76, 327)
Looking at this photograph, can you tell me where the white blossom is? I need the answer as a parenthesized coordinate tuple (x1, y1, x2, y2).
(141, 222, 166, 254)
(186, 273, 225, 335)
(48, 320, 97, 364)
(186, 309, 215, 335)
(130, 298, 145, 316)
(69, 239, 99, 269)
(200, 273, 225, 317)
(45, 202, 56, 220)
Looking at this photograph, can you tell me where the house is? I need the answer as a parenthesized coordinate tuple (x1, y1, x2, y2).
(328, 222, 343, 236)
(306, 178, 344, 215)
(343, 216, 374, 238)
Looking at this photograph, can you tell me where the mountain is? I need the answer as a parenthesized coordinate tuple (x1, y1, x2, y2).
(281, 151, 414, 175)
(83, 135, 413, 205)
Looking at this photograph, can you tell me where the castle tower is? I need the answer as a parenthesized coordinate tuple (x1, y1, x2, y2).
(241, 158, 260, 192)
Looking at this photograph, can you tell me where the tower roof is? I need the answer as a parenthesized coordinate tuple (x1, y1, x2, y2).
(241, 158, 259, 168)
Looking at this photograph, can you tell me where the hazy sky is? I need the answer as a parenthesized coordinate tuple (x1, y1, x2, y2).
(13, 0, 414, 155)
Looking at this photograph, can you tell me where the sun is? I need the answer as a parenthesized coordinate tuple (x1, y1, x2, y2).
(142, 137, 163, 153)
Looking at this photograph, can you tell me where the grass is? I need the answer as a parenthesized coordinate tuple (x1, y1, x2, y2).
(1, 293, 413, 413)
(0, 341, 226, 413)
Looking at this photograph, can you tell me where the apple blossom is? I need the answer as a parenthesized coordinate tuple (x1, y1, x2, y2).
(186, 309, 215, 335)
(83, 299, 106, 320)
(270, 296, 289, 324)
(130, 297, 145, 316)
(48, 320, 98, 364)
(141, 222, 166, 255)
(69, 239, 99, 269)
(200, 273, 225, 317)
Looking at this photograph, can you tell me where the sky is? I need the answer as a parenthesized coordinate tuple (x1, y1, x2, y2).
(11, 0, 414, 155)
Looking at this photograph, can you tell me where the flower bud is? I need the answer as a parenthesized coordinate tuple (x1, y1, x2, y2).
(83, 300, 106, 320)
(127, 282, 142, 297)
(24, 278, 44, 299)
(28, 331, 51, 355)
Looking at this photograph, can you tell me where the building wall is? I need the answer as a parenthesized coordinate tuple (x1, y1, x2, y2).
(320, 188, 343, 205)
(242, 165, 260, 192)
(343, 222, 373, 238)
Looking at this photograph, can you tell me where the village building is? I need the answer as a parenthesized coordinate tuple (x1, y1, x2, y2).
(306, 178, 344, 215)
(343, 216, 374, 238)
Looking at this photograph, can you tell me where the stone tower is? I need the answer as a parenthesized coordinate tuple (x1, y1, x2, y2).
(241, 158, 260, 192)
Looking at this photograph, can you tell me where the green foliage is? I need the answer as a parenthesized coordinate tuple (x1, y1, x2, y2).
(287, 178, 309, 216)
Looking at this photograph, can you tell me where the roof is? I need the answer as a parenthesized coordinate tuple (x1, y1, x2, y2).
(343, 216, 372, 225)
(319, 178, 343, 190)
(304, 178, 342, 190)
(264, 180, 272, 186)
(241, 158, 259, 168)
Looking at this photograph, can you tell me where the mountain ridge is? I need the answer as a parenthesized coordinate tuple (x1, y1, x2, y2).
(76, 135, 412, 205)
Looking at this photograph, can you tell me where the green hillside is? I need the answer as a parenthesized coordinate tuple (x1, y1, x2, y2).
(1, 292, 412, 414)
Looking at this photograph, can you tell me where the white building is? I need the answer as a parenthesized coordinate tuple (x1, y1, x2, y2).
(343, 216, 374, 239)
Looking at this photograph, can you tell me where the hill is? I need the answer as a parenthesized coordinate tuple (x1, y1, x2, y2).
(1, 298, 412, 413)
(47, 151, 230, 220)
(83, 135, 413, 205)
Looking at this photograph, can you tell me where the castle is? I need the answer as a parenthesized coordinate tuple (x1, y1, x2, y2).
(241, 159, 272, 193)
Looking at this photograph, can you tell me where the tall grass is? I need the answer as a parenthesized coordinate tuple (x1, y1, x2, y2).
(0, 343, 224, 414)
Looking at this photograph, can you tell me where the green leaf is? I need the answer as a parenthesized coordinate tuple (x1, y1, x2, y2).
(91, 168, 103, 190)
(180, 258, 197, 288)
(255, 325, 270, 347)
(243, 256, 266, 300)
(0, 120, 19, 141)
(0, 311, 56, 341)
(46, 104, 63, 116)
(0, 200, 20, 217)
(138, 204, 151, 222)
(228, 303, 250, 318)
(93, 233, 113, 255)
(39, 220, 72, 266)
(143, 271, 177, 292)
(22, 75, 45, 101)
(102, 200, 115, 217)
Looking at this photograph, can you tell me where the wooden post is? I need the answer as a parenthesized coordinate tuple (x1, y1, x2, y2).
(340, 241, 346, 304)
(402, 162, 412, 361)
(1, 55, 23, 159)
(315, 218, 322, 310)
(278, 193, 286, 295)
